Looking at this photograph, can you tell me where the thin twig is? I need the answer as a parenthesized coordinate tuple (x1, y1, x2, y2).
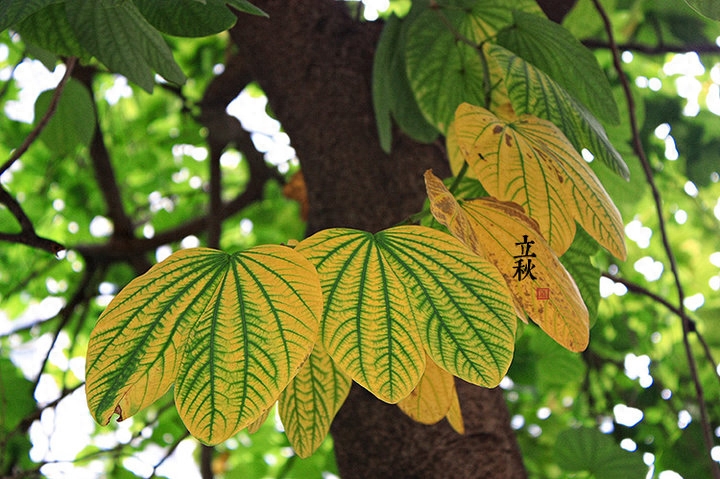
(603, 272, 720, 386)
(149, 431, 192, 478)
(31, 264, 99, 393)
(0, 57, 77, 177)
(591, 1, 719, 476)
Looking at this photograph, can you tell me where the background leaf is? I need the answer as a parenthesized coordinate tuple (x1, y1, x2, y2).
(133, 0, 265, 37)
(0, 0, 58, 32)
(684, 0, 720, 21)
(554, 427, 647, 479)
(34, 78, 96, 155)
(15, 2, 87, 59)
(559, 228, 601, 322)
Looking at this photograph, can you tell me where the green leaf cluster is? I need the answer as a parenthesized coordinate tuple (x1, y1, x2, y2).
(1, 0, 265, 92)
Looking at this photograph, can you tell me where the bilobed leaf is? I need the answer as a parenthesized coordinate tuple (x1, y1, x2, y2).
(453, 102, 626, 261)
(497, 11, 619, 125)
(279, 343, 351, 458)
(487, 43, 630, 180)
(65, 0, 186, 92)
(397, 355, 455, 425)
(296, 228, 425, 403)
(298, 226, 517, 397)
(425, 171, 589, 351)
(85, 246, 322, 445)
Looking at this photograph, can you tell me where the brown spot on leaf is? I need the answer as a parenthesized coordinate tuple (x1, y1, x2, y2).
(493, 125, 503, 134)
(505, 134, 513, 147)
(114, 405, 124, 422)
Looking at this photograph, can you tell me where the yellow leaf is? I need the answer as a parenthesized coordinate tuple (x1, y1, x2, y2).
(296, 229, 425, 403)
(85, 246, 323, 446)
(397, 355, 455, 425)
(247, 407, 272, 434)
(445, 385, 465, 434)
(425, 171, 589, 352)
(279, 343, 351, 457)
(453, 103, 626, 260)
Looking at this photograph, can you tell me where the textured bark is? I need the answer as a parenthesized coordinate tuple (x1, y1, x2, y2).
(230, 2, 526, 477)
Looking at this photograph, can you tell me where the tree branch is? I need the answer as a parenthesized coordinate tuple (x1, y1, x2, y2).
(73, 66, 136, 241)
(0, 184, 65, 254)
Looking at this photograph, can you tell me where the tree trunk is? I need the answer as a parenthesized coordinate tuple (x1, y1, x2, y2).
(230, 1, 526, 477)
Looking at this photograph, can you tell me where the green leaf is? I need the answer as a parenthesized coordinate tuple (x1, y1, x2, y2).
(85, 246, 322, 445)
(404, 7, 487, 133)
(487, 43, 630, 180)
(133, 0, 265, 38)
(65, 0, 186, 92)
(34, 78, 96, 155)
(15, 3, 87, 59)
(225, 0, 267, 18)
(555, 427, 647, 479)
(0, 358, 35, 474)
(0, 0, 58, 32)
(497, 11, 619, 125)
(372, 14, 395, 152)
(298, 226, 518, 399)
(0, 358, 35, 434)
(404, 0, 541, 132)
(655, 422, 714, 479)
(373, 13, 438, 152)
(684, 0, 720, 21)
(559, 228, 601, 323)
(279, 343, 351, 458)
